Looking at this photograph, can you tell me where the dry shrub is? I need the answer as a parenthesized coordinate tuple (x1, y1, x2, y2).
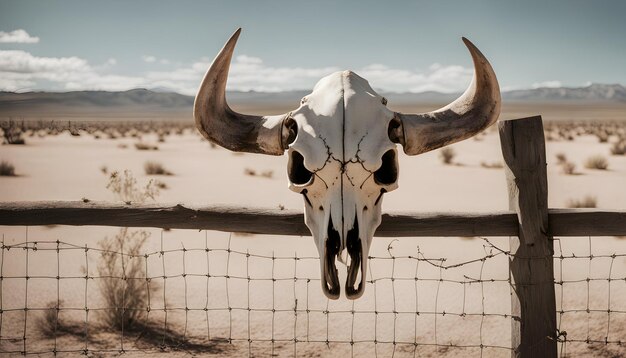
(0, 160, 16, 176)
(244, 168, 274, 178)
(555, 153, 567, 164)
(1, 119, 26, 145)
(584, 155, 609, 170)
(97, 228, 153, 331)
(106, 170, 159, 204)
(611, 140, 626, 155)
(561, 161, 577, 175)
(117, 143, 128, 149)
(439, 147, 455, 165)
(596, 132, 609, 143)
(154, 180, 168, 190)
(97, 171, 159, 331)
(566, 195, 597, 208)
(144, 161, 173, 175)
(134, 142, 158, 151)
(480, 161, 503, 169)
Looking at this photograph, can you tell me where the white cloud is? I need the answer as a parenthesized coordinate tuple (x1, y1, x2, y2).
(0, 29, 40, 44)
(142, 55, 156, 63)
(2, 49, 543, 95)
(531, 80, 562, 89)
(143, 55, 171, 65)
(0, 50, 143, 91)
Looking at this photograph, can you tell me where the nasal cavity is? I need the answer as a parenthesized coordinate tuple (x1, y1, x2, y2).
(288, 150, 313, 185)
(374, 150, 398, 185)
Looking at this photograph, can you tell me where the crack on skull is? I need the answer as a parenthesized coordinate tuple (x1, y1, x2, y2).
(316, 133, 374, 189)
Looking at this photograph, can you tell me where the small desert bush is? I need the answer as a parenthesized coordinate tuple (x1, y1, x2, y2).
(566, 195, 597, 208)
(144, 161, 173, 175)
(1, 119, 26, 145)
(0, 160, 16, 176)
(439, 147, 455, 165)
(555, 153, 567, 164)
(611, 140, 626, 155)
(584, 155, 609, 170)
(244, 168, 274, 178)
(561, 161, 577, 175)
(134, 142, 158, 151)
(96, 172, 159, 331)
(107, 170, 159, 204)
(154, 180, 168, 190)
(480, 161, 503, 169)
(97, 228, 152, 331)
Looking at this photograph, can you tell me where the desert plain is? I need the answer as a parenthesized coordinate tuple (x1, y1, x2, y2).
(0, 99, 625, 357)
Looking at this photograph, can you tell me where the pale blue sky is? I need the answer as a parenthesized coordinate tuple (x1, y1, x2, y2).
(1, 0, 625, 94)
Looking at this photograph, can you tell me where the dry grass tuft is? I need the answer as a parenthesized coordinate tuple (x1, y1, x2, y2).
(1, 119, 26, 145)
(144, 161, 173, 176)
(610, 140, 626, 155)
(439, 147, 456, 165)
(0, 160, 16, 176)
(584, 155, 609, 170)
(134, 142, 158, 151)
(154, 180, 168, 190)
(480, 161, 503, 169)
(566, 195, 597, 208)
(244, 168, 274, 178)
(561, 161, 577, 175)
(555, 153, 568, 164)
(107, 170, 159, 204)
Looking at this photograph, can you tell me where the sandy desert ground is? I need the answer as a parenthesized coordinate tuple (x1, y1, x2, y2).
(0, 117, 625, 357)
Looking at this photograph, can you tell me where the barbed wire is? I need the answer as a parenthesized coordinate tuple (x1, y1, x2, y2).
(0, 229, 624, 356)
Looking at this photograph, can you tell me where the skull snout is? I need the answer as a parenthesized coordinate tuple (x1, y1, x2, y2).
(320, 210, 367, 300)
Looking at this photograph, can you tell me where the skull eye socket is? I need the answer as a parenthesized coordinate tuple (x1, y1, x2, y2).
(374, 150, 398, 185)
(288, 150, 314, 186)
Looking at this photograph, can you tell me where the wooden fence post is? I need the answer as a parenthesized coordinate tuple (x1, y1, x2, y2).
(499, 116, 557, 357)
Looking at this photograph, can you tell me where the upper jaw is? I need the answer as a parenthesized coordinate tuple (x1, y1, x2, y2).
(320, 215, 367, 300)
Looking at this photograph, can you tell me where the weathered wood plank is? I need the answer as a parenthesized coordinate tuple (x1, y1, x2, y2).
(500, 116, 557, 357)
(0, 201, 624, 237)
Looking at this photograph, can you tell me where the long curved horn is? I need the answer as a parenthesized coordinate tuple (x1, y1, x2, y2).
(194, 28, 290, 155)
(391, 38, 501, 155)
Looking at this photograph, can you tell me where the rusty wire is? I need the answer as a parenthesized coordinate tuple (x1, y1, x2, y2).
(0, 230, 624, 356)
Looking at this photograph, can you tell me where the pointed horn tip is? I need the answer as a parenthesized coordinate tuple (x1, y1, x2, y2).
(461, 37, 482, 55)
(226, 28, 242, 45)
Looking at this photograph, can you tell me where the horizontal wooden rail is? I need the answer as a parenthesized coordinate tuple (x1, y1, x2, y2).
(0, 201, 624, 237)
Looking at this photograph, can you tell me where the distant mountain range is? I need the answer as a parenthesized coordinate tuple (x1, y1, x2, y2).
(1, 83, 625, 120)
(504, 83, 626, 102)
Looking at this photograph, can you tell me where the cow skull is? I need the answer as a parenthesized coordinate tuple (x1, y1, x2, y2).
(194, 28, 501, 300)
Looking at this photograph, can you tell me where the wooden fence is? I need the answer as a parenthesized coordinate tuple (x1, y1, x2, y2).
(1, 116, 625, 357)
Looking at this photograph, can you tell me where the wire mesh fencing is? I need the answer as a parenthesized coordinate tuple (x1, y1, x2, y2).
(0, 227, 624, 357)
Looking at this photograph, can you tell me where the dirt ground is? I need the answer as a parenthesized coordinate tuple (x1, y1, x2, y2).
(0, 122, 625, 357)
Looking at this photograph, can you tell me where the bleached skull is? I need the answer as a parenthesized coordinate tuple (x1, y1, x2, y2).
(195, 29, 501, 299)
